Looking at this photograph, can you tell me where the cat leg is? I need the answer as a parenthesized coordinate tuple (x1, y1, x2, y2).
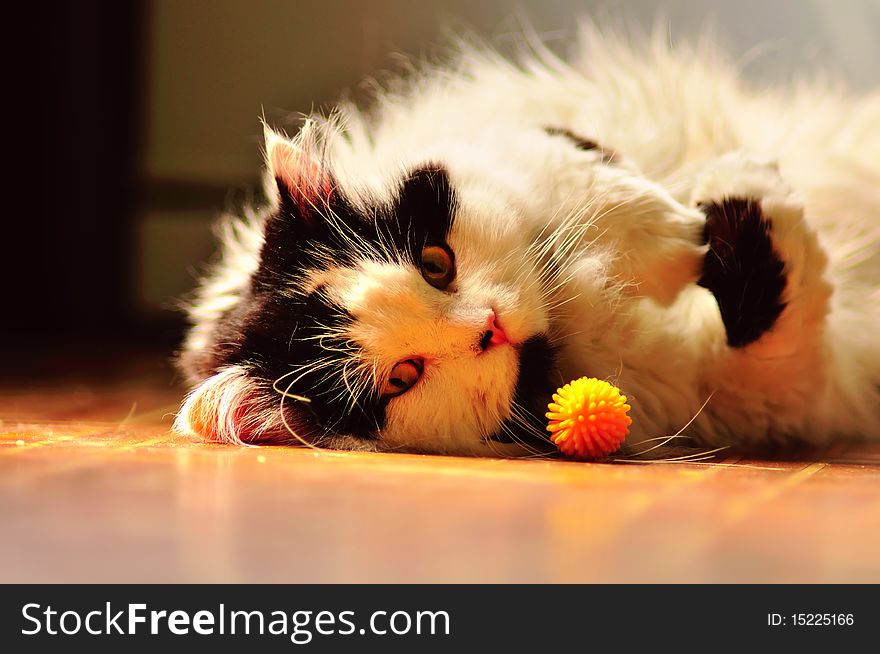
(556, 163, 709, 305)
(691, 152, 836, 443)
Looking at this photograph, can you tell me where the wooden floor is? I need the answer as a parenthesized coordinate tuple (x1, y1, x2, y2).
(2, 362, 879, 583)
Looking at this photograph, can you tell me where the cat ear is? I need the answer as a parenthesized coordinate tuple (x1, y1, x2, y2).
(173, 365, 309, 445)
(264, 125, 333, 213)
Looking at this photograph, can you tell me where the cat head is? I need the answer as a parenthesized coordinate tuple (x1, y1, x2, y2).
(175, 123, 560, 455)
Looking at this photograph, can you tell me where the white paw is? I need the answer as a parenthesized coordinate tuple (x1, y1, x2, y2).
(630, 205, 708, 305)
(588, 167, 709, 305)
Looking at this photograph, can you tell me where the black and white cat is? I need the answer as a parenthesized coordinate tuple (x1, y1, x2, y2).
(174, 29, 880, 457)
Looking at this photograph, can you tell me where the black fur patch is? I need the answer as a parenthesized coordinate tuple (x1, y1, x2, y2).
(545, 126, 616, 163)
(254, 166, 455, 286)
(203, 165, 457, 440)
(395, 167, 457, 255)
(489, 335, 559, 451)
(697, 197, 787, 348)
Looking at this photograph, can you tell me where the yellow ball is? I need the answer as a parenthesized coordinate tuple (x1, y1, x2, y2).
(546, 377, 632, 459)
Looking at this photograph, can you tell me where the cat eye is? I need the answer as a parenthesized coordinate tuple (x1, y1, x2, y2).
(381, 359, 423, 398)
(420, 244, 455, 289)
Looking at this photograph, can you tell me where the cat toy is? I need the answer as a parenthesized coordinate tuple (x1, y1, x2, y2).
(546, 377, 632, 459)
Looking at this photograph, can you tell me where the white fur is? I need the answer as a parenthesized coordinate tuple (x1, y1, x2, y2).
(179, 27, 880, 454)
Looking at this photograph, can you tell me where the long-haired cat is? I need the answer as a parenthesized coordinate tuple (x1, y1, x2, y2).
(173, 26, 880, 458)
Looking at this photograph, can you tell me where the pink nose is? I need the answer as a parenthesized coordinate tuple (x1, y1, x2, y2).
(486, 311, 509, 346)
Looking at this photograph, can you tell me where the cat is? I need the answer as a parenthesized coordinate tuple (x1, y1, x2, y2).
(173, 26, 880, 458)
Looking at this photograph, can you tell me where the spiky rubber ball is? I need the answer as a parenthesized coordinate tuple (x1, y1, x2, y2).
(546, 377, 632, 459)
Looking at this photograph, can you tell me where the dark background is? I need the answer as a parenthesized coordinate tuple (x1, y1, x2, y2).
(5, 0, 878, 379)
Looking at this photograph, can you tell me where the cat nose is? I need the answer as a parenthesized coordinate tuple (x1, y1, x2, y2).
(479, 311, 509, 351)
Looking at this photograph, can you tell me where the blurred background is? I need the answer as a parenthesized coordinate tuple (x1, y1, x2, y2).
(6, 0, 879, 379)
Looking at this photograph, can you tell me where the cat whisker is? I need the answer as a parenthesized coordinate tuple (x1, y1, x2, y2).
(276, 374, 322, 451)
(619, 391, 716, 459)
(506, 401, 557, 457)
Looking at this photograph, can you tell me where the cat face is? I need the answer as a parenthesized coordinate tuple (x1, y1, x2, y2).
(175, 129, 559, 456)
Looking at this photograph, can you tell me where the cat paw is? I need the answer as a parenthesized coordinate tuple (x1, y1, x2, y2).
(611, 180, 710, 304)
(696, 197, 787, 347)
(552, 159, 709, 306)
(693, 152, 831, 351)
(633, 206, 708, 305)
